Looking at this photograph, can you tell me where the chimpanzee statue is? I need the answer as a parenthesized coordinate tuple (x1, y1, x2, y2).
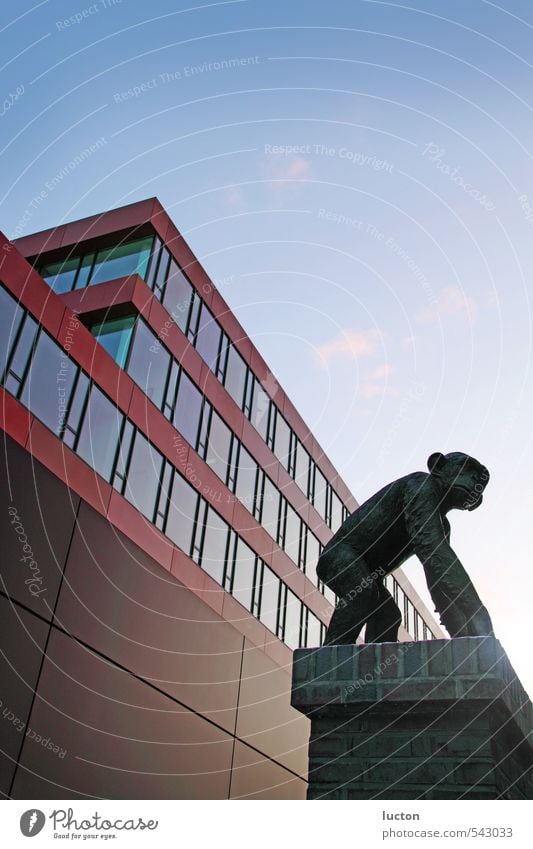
(317, 452, 494, 644)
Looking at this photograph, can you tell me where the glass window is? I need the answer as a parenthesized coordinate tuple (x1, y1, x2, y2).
(234, 444, 257, 511)
(306, 611, 322, 647)
(113, 419, 134, 488)
(124, 430, 163, 521)
(90, 237, 153, 285)
(259, 473, 280, 540)
(90, 315, 135, 368)
(259, 563, 281, 634)
(165, 471, 199, 556)
(284, 588, 302, 649)
(174, 371, 203, 447)
(313, 467, 328, 518)
(62, 371, 89, 447)
(250, 379, 270, 441)
(195, 303, 221, 371)
(284, 502, 302, 565)
(76, 385, 123, 481)
(205, 410, 232, 484)
(201, 506, 229, 585)
(294, 441, 310, 495)
(152, 246, 170, 299)
(20, 330, 77, 435)
(40, 256, 81, 294)
(74, 253, 95, 289)
(0, 285, 24, 378)
(163, 260, 194, 334)
(273, 412, 291, 470)
(126, 320, 170, 408)
(4, 314, 38, 396)
(331, 490, 343, 532)
(224, 345, 247, 408)
(231, 538, 256, 612)
(304, 531, 320, 586)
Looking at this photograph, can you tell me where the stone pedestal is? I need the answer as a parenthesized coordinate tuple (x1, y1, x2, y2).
(291, 638, 533, 799)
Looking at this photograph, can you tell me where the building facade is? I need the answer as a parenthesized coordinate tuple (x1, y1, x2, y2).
(0, 198, 444, 799)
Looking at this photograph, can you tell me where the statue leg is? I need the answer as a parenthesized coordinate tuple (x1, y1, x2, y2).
(318, 545, 380, 645)
(364, 582, 402, 643)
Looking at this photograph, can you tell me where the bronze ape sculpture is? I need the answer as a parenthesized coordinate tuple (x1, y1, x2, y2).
(317, 452, 494, 644)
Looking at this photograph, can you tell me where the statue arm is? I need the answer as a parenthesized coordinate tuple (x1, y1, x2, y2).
(403, 488, 494, 637)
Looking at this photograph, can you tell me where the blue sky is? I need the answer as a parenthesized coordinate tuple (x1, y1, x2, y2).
(1, 0, 532, 693)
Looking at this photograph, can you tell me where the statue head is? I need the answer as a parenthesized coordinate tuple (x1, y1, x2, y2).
(427, 451, 490, 511)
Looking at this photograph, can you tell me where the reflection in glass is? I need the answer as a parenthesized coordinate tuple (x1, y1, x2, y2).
(90, 237, 153, 285)
(201, 506, 228, 585)
(77, 385, 123, 481)
(91, 315, 135, 368)
(127, 320, 170, 407)
(259, 563, 280, 634)
(0, 285, 24, 378)
(20, 330, 77, 435)
(174, 371, 203, 447)
(231, 539, 256, 611)
(165, 471, 199, 556)
(205, 410, 232, 484)
(124, 430, 163, 521)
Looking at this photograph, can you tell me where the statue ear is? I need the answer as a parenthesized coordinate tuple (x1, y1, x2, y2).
(427, 452, 445, 474)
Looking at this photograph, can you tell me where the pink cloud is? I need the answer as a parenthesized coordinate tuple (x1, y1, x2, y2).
(369, 363, 394, 379)
(315, 328, 382, 366)
(416, 286, 478, 324)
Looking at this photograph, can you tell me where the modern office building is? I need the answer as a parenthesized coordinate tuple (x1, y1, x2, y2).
(0, 198, 444, 799)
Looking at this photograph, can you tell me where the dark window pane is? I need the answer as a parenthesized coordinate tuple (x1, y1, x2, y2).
(74, 253, 95, 289)
(201, 506, 228, 585)
(113, 419, 134, 484)
(259, 563, 280, 634)
(205, 410, 232, 483)
(195, 304, 221, 371)
(76, 386, 123, 481)
(231, 539, 256, 611)
(127, 320, 170, 408)
(313, 467, 328, 518)
(124, 431, 163, 521)
(273, 412, 291, 469)
(0, 285, 24, 378)
(224, 346, 247, 408)
(331, 491, 343, 532)
(284, 588, 302, 649)
(260, 474, 280, 539)
(40, 256, 80, 294)
(250, 380, 270, 440)
(305, 531, 320, 586)
(235, 444, 257, 511)
(64, 371, 90, 437)
(174, 372, 203, 447)
(165, 471, 199, 555)
(20, 331, 77, 435)
(5, 315, 38, 393)
(91, 315, 135, 368)
(284, 503, 302, 565)
(162, 260, 193, 334)
(153, 247, 170, 298)
(307, 611, 322, 647)
(90, 237, 153, 285)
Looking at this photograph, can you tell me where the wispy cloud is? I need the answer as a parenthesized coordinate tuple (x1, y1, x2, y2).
(263, 154, 313, 197)
(416, 285, 478, 324)
(358, 362, 398, 398)
(315, 328, 382, 366)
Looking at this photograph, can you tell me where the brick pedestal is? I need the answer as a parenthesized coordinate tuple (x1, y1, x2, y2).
(291, 638, 533, 799)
